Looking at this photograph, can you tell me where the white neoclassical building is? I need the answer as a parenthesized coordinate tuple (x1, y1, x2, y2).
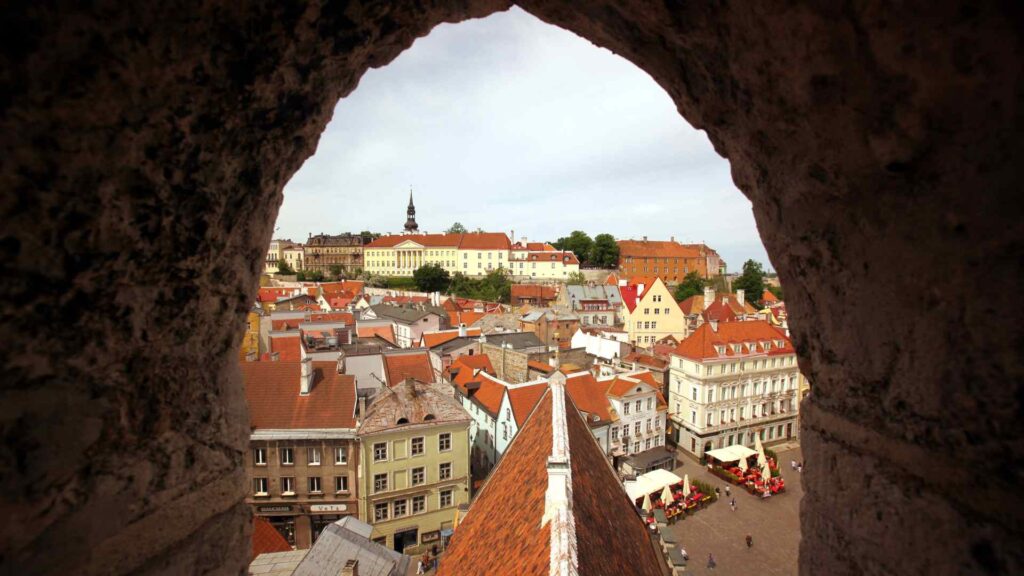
(667, 320, 802, 458)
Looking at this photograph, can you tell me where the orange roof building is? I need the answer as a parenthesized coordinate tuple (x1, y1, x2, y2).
(438, 376, 666, 576)
(667, 319, 801, 459)
(617, 238, 724, 282)
(382, 351, 435, 386)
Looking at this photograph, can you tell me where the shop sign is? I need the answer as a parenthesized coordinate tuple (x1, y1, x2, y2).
(258, 505, 292, 513)
(310, 504, 348, 513)
(420, 530, 441, 544)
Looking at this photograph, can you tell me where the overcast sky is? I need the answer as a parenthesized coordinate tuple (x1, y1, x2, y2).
(277, 7, 771, 271)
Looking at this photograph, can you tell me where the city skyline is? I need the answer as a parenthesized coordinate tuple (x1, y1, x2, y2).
(275, 7, 773, 272)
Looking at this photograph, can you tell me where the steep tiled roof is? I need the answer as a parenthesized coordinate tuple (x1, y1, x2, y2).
(762, 288, 779, 303)
(242, 361, 356, 429)
(673, 320, 794, 361)
(253, 517, 292, 559)
(468, 377, 505, 417)
(383, 351, 435, 385)
(258, 287, 300, 303)
(358, 379, 470, 436)
(357, 325, 395, 345)
(617, 239, 702, 258)
(439, 383, 664, 576)
(310, 312, 354, 324)
(702, 299, 739, 323)
(623, 351, 669, 370)
(527, 360, 555, 374)
(677, 294, 704, 315)
(269, 334, 301, 362)
(564, 373, 614, 424)
(506, 383, 548, 427)
(446, 355, 497, 394)
(449, 310, 494, 326)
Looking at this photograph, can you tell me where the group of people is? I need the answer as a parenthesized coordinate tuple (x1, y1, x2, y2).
(415, 545, 439, 575)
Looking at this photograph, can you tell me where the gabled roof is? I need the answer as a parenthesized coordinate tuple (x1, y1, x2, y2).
(383, 351, 435, 385)
(506, 383, 548, 427)
(258, 287, 301, 303)
(369, 304, 446, 324)
(446, 355, 497, 394)
(564, 284, 622, 306)
(564, 373, 614, 424)
(623, 351, 669, 370)
(358, 379, 470, 436)
(762, 288, 779, 303)
(617, 239, 703, 258)
(702, 299, 739, 323)
(293, 516, 409, 576)
(438, 383, 664, 576)
(673, 320, 794, 361)
(677, 294, 704, 315)
(242, 361, 357, 429)
(357, 324, 395, 345)
(269, 334, 301, 361)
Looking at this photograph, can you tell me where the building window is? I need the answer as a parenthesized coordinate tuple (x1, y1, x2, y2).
(280, 447, 294, 466)
(623, 402, 630, 415)
(646, 419, 652, 432)
(645, 438, 651, 450)
(393, 499, 408, 518)
(439, 489, 454, 508)
(411, 437, 424, 456)
(253, 477, 268, 495)
(646, 398, 652, 410)
(412, 467, 425, 486)
(335, 475, 349, 493)
(254, 448, 266, 466)
(281, 476, 295, 495)
(691, 387, 698, 401)
(308, 447, 321, 466)
(374, 502, 389, 522)
(439, 433, 452, 452)
(412, 495, 426, 514)
(635, 400, 642, 412)
(611, 427, 618, 440)
(373, 442, 388, 462)
(634, 422, 641, 435)
(374, 473, 388, 493)
(308, 477, 322, 493)
(439, 462, 452, 481)
(691, 410, 696, 424)
(335, 446, 347, 465)
(634, 441, 641, 453)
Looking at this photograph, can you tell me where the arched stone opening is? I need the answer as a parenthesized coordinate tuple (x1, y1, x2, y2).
(1, 2, 1019, 575)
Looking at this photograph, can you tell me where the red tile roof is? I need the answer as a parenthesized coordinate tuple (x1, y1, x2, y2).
(510, 284, 558, 301)
(241, 361, 356, 429)
(677, 294, 704, 315)
(269, 335, 301, 362)
(383, 352, 435, 385)
(702, 299, 739, 322)
(258, 287, 299, 303)
(617, 239, 702, 258)
(762, 288, 779, 303)
(468, 377, 506, 417)
(421, 328, 482, 349)
(357, 325, 395, 344)
(309, 312, 354, 324)
(252, 517, 292, 559)
(527, 360, 555, 374)
(446, 355, 497, 394)
(605, 273, 620, 285)
(365, 232, 510, 250)
(623, 351, 669, 369)
(673, 320, 794, 361)
(564, 373, 614, 424)
(448, 310, 493, 327)
(439, 385, 664, 576)
(506, 384, 548, 427)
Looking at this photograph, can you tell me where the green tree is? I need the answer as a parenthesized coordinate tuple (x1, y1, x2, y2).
(445, 222, 468, 234)
(588, 233, 620, 268)
(329, 264, 343, 279)
(448, 268, 511, 303)
(275, 260, 294, 275)
(413, 263, 451, 293)
(732, 260, 767, 307)
(566, 271, 586, 285)
(673, 271, 707, 301)
(553, 231, 594, 265)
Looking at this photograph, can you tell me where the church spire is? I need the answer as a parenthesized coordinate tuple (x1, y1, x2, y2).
(404, 187, 419, 233)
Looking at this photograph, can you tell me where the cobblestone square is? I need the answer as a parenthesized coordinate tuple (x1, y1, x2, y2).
(665, 445, 802, 575)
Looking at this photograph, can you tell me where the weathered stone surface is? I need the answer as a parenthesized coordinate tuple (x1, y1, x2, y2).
(0, 1, 1019, 575)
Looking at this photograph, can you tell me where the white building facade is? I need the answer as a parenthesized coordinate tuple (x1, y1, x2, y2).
(668, 320, 801, 458)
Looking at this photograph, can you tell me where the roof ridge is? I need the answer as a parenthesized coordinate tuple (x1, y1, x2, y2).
(542, 376, 578, 576)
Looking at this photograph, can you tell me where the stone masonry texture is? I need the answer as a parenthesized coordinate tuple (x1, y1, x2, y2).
(0, 1, 1020, 575)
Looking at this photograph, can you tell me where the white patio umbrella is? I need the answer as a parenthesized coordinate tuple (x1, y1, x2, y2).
(762, 462, 772, 480)
(737, 455, 748, 472)
(661, 485, 675, 506)
(641, 493, 653, 512)
(755, 434, 768, 468)
(683, 474, 691, 496)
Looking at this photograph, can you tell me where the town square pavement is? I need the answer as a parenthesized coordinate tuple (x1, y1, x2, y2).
(666, 445, 803, 575)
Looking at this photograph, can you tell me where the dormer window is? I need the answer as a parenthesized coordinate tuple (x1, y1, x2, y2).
(397, 417, 409, 425)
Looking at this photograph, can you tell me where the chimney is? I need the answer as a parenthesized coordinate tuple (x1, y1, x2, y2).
(642, 235, 648, 241)
(336, 351, 346, 374)
(703, 286, 715, 310)
(358, 395, 366, 417)
(300, 357, 313, 395)
(458, 323, 467, 338)
(736, 289, 745, 306)
(670, 235, 675, 243)
(341, 559, 359, 576)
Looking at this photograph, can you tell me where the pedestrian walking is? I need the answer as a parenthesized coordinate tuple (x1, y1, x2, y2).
(707, 553, 717, 570)
(725, 485, 731, 497)
(416, 559, 425, 575)
(798, 462, 803, 473)
(791, 459, 797, 470)
(715, 486, 721, 498)
(746, 534, 754, 548)
(420, 553, 431, 574)
(730, 498, 736, 511)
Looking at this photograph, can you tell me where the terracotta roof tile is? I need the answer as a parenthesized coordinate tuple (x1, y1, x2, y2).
(241, 361, 356, 429)
(446, 355, 497, 394)
(762, 288, 779, 303)
(252, 517, 292, 559)
(564, 373, 614, 423)
(617, 239, 702, 259)
(673, 320, 794, 361)
(357, 325, 395, 345)
(358, 379, 470, 436)
(624, 351, 669, 369)
(365, 232, 510, 250)
(506, 384, 548, 427)
(511, 284, 558, 301)
(269, 335, 301, 362)
(421, 328, 482, 349)
(383, 352, 435, 385)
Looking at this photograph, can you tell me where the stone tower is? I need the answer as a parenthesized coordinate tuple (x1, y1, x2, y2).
(404, 189, 419, 233)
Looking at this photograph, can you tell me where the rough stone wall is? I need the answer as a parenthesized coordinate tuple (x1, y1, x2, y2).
(1, 1, 1020, 575)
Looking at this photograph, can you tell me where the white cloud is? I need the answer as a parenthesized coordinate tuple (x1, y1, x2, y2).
(278, 7, 770, 271)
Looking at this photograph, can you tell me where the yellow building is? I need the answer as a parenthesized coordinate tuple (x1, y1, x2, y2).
(363, 232, 511, 277)
(239, 307, 262, 360)
(620, 276, 689, 347)
(508, 240, 580, 280)
(357, 378, 472, 552)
